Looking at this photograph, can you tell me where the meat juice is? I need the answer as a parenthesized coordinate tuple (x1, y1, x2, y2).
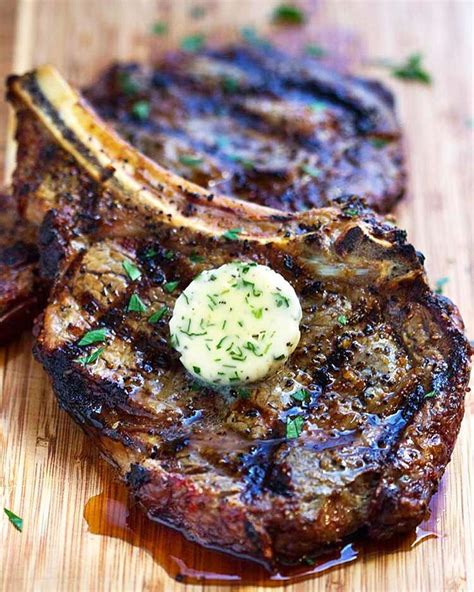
(84, 477, 440, 585)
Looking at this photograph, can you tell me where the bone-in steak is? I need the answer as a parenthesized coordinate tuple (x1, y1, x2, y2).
(85, 44, 405, 213)
(7, 66, 470, 566)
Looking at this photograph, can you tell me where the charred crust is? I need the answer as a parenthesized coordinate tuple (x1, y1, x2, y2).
(269, 214, 292, 222)
(282, 254, 301, 277)
(34, 345, 130, 423)
(99, 165, 116, 182)
(0, 241, 38, 267)
(126, 464, 152, 490)
(244, 520, 263, 550)
(38, 210, 68, 280)
(334, 225, 365, 256)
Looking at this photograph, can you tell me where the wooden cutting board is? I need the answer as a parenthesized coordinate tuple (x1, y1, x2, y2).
(1, 1, 473, 590)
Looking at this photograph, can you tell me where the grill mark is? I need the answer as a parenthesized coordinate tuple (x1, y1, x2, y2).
(107, 71, 336, 160)
(221, 46, 398, 135)
(241, 440, 282, 501)
(68, 240, 187, 375)
(203, 47, 380, 134)
(239, 428, 366, 501)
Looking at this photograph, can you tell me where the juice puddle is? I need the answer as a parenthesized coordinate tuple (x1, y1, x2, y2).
(84, 479, 441, 585)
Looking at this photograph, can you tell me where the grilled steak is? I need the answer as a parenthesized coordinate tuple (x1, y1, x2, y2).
(0, 192, 45, 343)
(84, 44, 405, 213)
(7, 66, 470, 566)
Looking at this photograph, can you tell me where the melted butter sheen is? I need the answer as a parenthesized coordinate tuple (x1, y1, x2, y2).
(170, 262, 302, 385)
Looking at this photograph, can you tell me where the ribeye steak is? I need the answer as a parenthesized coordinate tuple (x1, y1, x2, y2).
(7, 66, 470, 566)
(85, 44, 405, 213)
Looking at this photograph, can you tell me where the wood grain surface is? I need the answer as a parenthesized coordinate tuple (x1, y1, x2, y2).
(0, 1, 473, 591)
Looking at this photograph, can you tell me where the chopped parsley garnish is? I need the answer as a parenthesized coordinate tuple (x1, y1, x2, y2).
(181, 33, 205, 52)
(122, 260, 142, 281)
(274, 354, 285, 361)
(344, 207, 358, 217)
(222, 228, 242, 241)
(251, 307, 263, 319)
(163, 250, 174, 260)
(190, 251, 205, 263)
(179, 319, 207, 337)
(371, 138, 390, 149)
(76, 347, 105, 366)
(227, 152, 255, 169)
(292, 388, 309, 402)
(390, 53, 431, 84)
(273, 292, 290, 308)
(118, 71, 139, 96)
(337, 314, 348, 326)
(148, 306, 168, 324)
(127, 293, 147, 313)
(78, 328, 108, 347)
(216, 336, 229, 349)
(230, 346, 247, 361)
(435, 277, 449, 294)
(424, 390, 437, 399)
(131, 100, 150, 121)
(179, 154, 204, 167)
(151, 21, 168, 35)
(4, 508, 23, 532)
(237, 388, 251, 399)
(286, 416, 304, 439)
(207, 293, 218, 306)
(193, 366, 201, 374)
(301, 164, 321, 178)
(272, 3, 306, 25)
(222, 76, 239, 93)
(163, 280, 179, 293)
(305, 44, 325, 58)
(144, 247, 157, 259)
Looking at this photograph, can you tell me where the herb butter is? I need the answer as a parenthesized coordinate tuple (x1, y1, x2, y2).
(169, 262, 302, 385)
